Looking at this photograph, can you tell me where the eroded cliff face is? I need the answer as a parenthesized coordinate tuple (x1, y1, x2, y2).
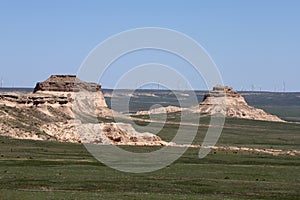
(34, 75, 101, 92)
(197, 85, 284, 122)
(0, 75, 166, 145)
(33, 75, 107, 107)
(135, 85, 284, 122)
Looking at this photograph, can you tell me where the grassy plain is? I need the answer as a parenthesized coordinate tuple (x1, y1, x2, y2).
(1, 116, 300, 199)
(1, 89, 300, 199)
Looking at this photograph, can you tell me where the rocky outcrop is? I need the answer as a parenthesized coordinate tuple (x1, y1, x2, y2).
(77, 122, 167, 146)
(0, 75, 167, 145)
(33, 75, 107, 108)
(136, 105, 182, 115)
(40, 121, 166, 146)
(33, 75, 101, 93)
(0, 93, 70, 106)
(197, 85, 284, 122)
(134, 85, 284, 122)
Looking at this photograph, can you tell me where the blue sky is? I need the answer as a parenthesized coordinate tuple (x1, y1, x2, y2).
(0, 0, 299, 91)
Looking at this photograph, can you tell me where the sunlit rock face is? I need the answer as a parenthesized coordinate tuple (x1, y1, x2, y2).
(198, 85, 284, 122)
(134, 85, 284, 122)
(0, 75, 166, 145)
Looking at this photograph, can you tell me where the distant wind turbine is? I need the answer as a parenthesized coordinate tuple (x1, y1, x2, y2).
(240, 86, 244, 91)
(251, 84, 255, 92)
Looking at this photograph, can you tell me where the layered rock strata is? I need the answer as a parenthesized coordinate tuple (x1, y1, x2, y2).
(0, 75, 166, 145)
(135, 85, 284, 122)
(197, 85, 284, 122)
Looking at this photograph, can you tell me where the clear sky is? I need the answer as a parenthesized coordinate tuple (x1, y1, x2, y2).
(0, 0, 299, 91)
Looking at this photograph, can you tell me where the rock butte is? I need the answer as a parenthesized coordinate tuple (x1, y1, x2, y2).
(137, 85, 284, 122)
(197, 85, 284, 122)
(0, 75, 166, 145)
(0, 76, 285, 147)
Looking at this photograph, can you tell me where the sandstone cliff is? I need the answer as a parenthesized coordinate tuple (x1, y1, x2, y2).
(0, 75, 166, 145)
(135, 85, 284, 122)
(196, 85, 284, 122)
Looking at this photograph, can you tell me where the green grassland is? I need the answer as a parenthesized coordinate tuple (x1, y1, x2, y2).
(1, 116, 300, 199)
(1, 89, 300, 199)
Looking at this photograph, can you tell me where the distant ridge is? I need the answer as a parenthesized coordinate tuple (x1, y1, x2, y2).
(0, 88, 33, 94)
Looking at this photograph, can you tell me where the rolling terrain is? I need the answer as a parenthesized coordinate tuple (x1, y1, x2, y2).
(0, 88, 300, 199)
(0, 116, 300, 199)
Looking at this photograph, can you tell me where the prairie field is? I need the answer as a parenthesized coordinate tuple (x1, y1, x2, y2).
(0, 89, 300, 199)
